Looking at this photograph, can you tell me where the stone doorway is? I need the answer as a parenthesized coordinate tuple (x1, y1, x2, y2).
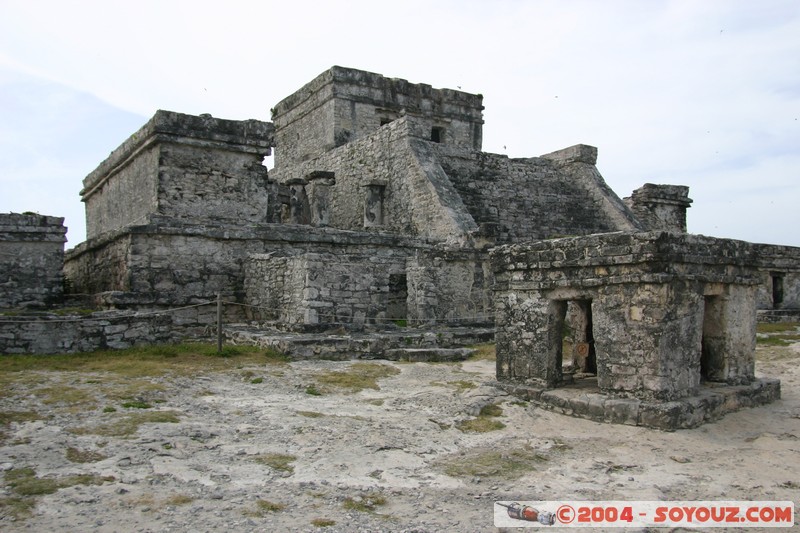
(556, 299, 597, 382)
(387, 273, 408, 323)
(701, 295, 726, 383)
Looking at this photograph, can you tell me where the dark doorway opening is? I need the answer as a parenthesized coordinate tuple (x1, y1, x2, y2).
(771, 273, 784, 309)
(387, 274, 408, 322)
(701, 295, 726, 382)
(554, 299, 596, 387)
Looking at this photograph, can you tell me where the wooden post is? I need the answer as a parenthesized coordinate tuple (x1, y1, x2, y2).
(216, 292, 223, 353)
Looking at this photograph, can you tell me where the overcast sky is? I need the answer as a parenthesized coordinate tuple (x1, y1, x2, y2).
(1, 0, 798, 247)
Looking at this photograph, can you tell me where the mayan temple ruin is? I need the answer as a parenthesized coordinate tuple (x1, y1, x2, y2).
(2, 66, 799, 428)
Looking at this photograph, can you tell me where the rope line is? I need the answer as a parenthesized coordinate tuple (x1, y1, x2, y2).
(0, 301, 214, 324)
(0, 299, 493, 325)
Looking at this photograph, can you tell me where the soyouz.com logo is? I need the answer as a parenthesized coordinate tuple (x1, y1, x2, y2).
(494, 500, 795, 528)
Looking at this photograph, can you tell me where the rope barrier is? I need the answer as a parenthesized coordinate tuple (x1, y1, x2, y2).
(0, 301, 214, 324)
(0, 296, 493, 327)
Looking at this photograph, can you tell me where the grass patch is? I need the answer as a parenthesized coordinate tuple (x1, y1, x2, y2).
(264, 347, 291, 363)
(33, 384, 98, 412)
(479, 403, 503, 417)
(0, 411, 42, 444)
(250, 377, 263, 384)
(4, 466, 114, 497)
(121, 400, 152, 409)
(253, 453, 296, 474)
(456, 403, 506, 433)
(165, 494, 194, 506)
(255, 499, 286, 513)
(305, 384, 323, 396)
(312, 362, 400, 394)
(0, 495, 36, 520)
(467, 343, 496, 361)
(0, 410, 42, 426)
(65, 447, 107, 463)
(69, 410, 180, 437)
(311, 518, 336, 527)
(342, 494, 387, 513)
(757, 322, 799, 334)
(431, 380, 477, 391)
(438, 446, 548, 480)
(0, 343, 279, 379)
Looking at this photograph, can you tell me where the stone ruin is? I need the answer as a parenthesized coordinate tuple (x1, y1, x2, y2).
(0, 213, 66, 309)
(2, 66, 800, 427)
(491, 231, 781, 429)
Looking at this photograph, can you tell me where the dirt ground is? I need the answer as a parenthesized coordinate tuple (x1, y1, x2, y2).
(1, 335, 799, 533)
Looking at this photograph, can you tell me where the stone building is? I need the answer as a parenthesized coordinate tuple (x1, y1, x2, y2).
(64, 66, 677, 330)
(491, 232, 781, 429)
(2, 65, 798, 425)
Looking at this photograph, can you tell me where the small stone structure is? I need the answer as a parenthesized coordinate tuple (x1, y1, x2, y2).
(0, 213, 67, 308)
(491, 231, 781, 429)
(624, 183, 693, 232)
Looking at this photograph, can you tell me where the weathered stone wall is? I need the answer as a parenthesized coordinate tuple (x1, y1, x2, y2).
(438, 144, 641, 243)
(624, 183, 692, 232)
(0, 213, 67, 308)
(272, 66, 484, 169)
(81, 111, 275, 240)
(0, 305, 215, 354)
(68, 219, 278, 304)
(246, 251, 408, 330)
(406, 250, 493, 325)
(751, 242, 800, 310)
(271, 118, 478, 243)
(66, 217, 438, 308)
(64, 232, 131, 294)
(83, 144, 159, 240)
(492, 232, 762, 402)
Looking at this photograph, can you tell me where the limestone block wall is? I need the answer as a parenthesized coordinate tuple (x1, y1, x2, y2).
(272, 118, 477, 243)
(272, 66, 484, 169)
(81, 111, 274, 240)
(83, 144, 160, 240)
(0, 213, 67, 308)
(67, 219, 275, 304)
(64, 233, 131, 294)
(406, 250, 493, 325)
(245, 251, 408, 330)
(0, 306, 216, 354)
(624, 183, 693, 232)
(438, 144, 641, 243)
(492, 232, 762, 402)
(751, 242, 800, 310)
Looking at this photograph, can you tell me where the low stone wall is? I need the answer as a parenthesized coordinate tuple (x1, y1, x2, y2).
(0, 304, 216, 354)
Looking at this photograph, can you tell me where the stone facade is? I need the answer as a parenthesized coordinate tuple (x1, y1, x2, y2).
(65, 66, 664, 334)
(624, 183, 692, 232)
(3, 65, 799, 368)
(271, 66, 484, 169)
(80, 111, 276, 239)
(491, 231, 781, 429)
(0, 213, 67, 308)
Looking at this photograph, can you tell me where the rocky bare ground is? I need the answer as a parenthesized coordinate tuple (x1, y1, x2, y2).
(1, 338, 799, 533)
